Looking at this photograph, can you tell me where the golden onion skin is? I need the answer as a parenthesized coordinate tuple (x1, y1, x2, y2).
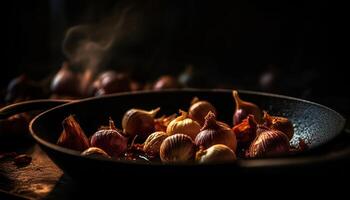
(189, 98, 217, 126)
(166, 110, 201, 140)
(122, 108, 160, 140)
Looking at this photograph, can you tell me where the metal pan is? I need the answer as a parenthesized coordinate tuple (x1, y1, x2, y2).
(0, 89, 346, 178)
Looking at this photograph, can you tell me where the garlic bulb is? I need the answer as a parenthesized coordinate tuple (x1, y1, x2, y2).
(122, 107, 160, 140)
(188, 97, 217, 126)
(195, 112, 237, 151)
(143, 131, 169, 156)
(160, 134, 196, 163)
(166, 110, 201, 140)
(57, 115, 90, 151)
(196, 144, 236, 163)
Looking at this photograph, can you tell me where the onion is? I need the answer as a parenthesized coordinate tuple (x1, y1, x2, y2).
(152, 75, 181, 90)
(166, 110, 201, 140)
(196, 144, 236, 163)
(51, 62, 81, 96)
(90, 119, 128, 158)
(143, 131, 169, 156)
(122, 107, 160, 141)
(91, 71, 131, 96)
(160, 134, 196, 163)
(249, 128, 290, 158)
(188, 97, 217, 126)
(195, 112, 237, 151)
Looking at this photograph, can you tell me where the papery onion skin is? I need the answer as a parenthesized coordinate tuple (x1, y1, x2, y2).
(196, 144, 236, 163)
(154, 114, 177, 132)
(249, 129, 290, 158)
(57, 115, 90, 151)
(232, 115, 258, 144)
(160, 134, 196, 163)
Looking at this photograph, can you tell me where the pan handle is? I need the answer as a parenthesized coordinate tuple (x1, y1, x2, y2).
(0, 99, 72, 119)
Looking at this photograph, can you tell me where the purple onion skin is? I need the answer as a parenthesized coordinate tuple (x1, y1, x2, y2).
(90, 130, 128, 158)
(249, 130, 290, 158)
(195, 129, 236, 151)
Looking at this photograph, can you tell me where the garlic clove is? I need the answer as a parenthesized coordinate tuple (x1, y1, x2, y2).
(57, 115, 90, 151)
(160, 134, 196, 163)
(233, 90, 263, 125)
(196, 144, 236, 163)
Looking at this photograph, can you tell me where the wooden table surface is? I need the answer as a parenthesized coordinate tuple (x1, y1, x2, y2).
(0, 144, 76, 200)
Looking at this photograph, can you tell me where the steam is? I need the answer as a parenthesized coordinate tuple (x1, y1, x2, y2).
(62, 3, 143, 94)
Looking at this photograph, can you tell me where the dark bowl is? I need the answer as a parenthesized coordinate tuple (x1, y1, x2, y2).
(29, 89, 346, 179)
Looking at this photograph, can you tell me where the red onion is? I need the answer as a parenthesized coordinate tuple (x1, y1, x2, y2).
(263, 111, 294, 140)
(195, 112, 237, 152)
(90, 119, 128, 158)
(249, 128, 290, 158)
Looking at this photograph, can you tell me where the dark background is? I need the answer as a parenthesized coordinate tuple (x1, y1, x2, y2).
(3, 0, 347, 114)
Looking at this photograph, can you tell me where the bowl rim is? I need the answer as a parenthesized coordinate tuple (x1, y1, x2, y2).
(29, 88, 347, 168)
